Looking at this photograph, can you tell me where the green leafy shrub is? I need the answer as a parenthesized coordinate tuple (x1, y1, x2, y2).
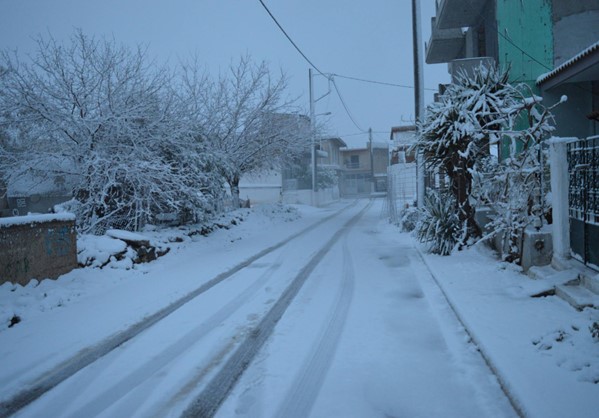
(416, 190, 462, 255)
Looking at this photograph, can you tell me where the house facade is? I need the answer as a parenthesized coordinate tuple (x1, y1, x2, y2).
(390, 125, 417, 164)
(427, 0, 599, 270)
(339, 142, 389, 196)
(239, 135, 346, 207)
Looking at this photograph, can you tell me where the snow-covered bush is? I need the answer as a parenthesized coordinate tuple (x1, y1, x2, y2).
(591, 322, 599, 341)
(298, 166, 339, 190)
(471, 91, 557, 260)
(418, 64, 558, 257)
(418, 66, 516, 245)
(416, 190, 461, 255)
(399, 206, 420, 232)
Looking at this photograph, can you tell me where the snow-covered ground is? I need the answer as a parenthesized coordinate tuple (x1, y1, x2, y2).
(0, 199, 597, 417)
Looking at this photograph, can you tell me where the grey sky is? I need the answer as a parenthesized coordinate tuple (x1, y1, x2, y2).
(0, 0, 449, 146)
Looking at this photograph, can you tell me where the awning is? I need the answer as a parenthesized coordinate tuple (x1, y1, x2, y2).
(536, 41, 599, 90)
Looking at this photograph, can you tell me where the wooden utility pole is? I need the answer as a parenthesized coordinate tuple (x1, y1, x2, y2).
(412, 0, 425, 207)
(369, 127, 374, 193)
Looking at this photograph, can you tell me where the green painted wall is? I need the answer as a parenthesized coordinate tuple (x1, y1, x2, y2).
(496, 0, 554, 158)
(496, 0, 553, 85)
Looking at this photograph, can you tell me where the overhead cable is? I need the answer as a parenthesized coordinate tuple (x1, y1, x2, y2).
(257, 0, 326, 76)
(331, 78, 366, 133)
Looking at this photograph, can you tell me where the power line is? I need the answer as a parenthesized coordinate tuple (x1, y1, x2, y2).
(257, 1, 436, 93)
(257, 0, 325, 76)
(460, 0, 599, 99)
(257, 1, 422, 135)
(331, 78, 366, 133)
(331, 73, 438, 91)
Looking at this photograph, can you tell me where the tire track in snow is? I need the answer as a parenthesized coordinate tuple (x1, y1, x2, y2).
(58, 253, 288, 418)
(274, 235, 356, 418)
(0, 201, 358, 418)
(180, 200, 372, 418)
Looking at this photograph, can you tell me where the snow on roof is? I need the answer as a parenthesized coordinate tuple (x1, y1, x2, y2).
(371, 141, 390, 149)
(536, 40, 599, 85)
(0, 213, 76, 228)
(340, 141, 390, 151)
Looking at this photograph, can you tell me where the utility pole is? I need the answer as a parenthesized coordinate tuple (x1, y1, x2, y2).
(369, 127, 374, 193)
(412, 0, 425, 208)
(309, 68, 316, 194)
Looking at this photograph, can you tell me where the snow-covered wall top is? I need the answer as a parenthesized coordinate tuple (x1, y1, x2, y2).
(0, 213, 76, 228)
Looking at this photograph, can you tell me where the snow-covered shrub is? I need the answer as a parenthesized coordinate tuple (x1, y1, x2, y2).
(298, 166, 339, 190)
(418, 65, 516, 245)
(419, 64, 559, 256)
(591, 322, 599, 341)
(416, 190, 461, 255)
(470, 91, 557, 260)
(399, 206, 420, 232)
(316, 166, 339, 189)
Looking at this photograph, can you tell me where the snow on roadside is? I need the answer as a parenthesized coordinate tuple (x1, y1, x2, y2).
(0, 203, 302, 333)
(417, 241, 599, 418)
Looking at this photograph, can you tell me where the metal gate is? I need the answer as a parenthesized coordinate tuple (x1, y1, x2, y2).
(568, 136, 599, 269)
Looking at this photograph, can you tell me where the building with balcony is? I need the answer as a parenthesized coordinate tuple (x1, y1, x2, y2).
(426, 0, 599, 156)
(339, 142, 389, 196)
(427, 0, 599, 270)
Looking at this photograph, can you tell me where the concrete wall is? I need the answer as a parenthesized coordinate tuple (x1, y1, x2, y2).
(552, 6, 599, 65)
(544, 82, 595, 138)
(281, 186, 339, 207)
(0, 214, 77, 285)
(238, 170, 283, 205)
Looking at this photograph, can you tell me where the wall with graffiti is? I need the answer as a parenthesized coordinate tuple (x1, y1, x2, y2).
(0, 214, 77, 285)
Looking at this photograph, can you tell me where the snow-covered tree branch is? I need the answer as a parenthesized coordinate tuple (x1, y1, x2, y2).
(0, 30, 223, 233)
(179, 55, 310, 207)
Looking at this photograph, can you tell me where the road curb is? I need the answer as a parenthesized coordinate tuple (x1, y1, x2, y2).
(415, 246, 528, 418)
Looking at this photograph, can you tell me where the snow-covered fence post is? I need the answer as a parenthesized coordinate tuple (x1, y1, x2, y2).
(549, 137, 572, 265)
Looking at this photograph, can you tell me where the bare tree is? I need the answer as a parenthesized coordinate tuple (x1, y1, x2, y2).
(180, 56, 310, 207)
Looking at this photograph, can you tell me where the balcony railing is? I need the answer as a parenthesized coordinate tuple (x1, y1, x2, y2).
(344, 162, 362, 170)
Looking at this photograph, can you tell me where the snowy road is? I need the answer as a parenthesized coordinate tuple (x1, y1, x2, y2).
(5, 199, 518, 417)
(215, 199, 519, 418)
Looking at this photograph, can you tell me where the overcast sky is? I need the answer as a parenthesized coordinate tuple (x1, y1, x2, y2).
(0, 0, 449, 147)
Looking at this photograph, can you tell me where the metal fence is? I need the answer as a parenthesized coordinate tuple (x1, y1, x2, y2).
(385, 163, 417, 224)
(568, 135, 599, 267)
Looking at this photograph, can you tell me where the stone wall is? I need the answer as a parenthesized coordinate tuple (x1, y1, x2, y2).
(0, 214, 77, 285)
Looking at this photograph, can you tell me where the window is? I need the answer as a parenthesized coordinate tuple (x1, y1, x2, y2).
(348, 155, 359, 169)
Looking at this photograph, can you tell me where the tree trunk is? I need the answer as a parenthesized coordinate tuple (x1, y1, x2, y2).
(446, 156, 481, 244)
(229, 175, 241, 209)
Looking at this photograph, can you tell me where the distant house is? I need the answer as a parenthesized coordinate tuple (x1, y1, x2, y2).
(339, 141, 389, 196)
(318, 137, 346, 170)
(389, 125, 417, 164)
(2, 163, 76, 217)
(388, 126, 418, 206)
(237, 118, 345, 207)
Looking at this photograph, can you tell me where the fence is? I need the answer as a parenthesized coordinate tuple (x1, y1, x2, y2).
(386, 163, 417, 224)
(567, 135, 599, 268)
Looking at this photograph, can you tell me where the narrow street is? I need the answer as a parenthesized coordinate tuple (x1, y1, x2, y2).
(3, 199, 517, 418)
(215, 199, 518, 418)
